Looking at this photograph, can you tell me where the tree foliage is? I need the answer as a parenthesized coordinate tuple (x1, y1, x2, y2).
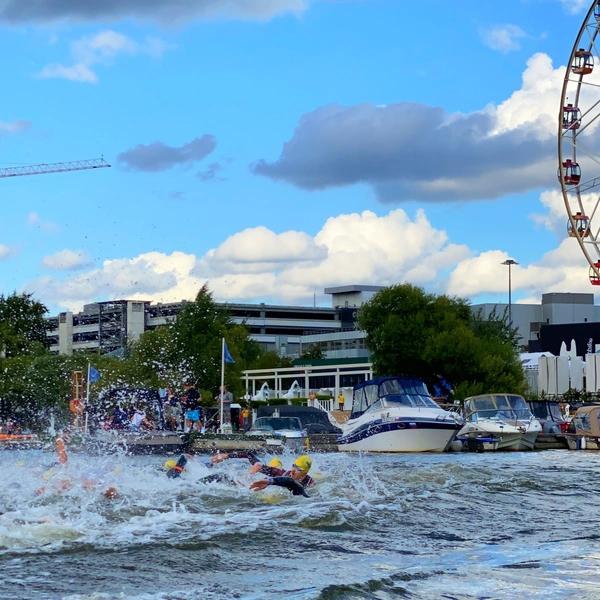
(0, 292, 51, 357)
(300, 343, 324, 360)
(358, 283, 526, 399)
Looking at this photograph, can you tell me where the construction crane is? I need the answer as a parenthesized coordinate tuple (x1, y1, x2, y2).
(0, 157, 110, 179)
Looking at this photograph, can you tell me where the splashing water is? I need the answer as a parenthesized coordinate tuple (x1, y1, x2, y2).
(1, 448, 600, 599)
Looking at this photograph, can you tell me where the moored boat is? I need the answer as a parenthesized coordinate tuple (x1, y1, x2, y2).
(457, 393, 541, 451)
(337, 377, 463, 452)
(564, 404, 600, 450)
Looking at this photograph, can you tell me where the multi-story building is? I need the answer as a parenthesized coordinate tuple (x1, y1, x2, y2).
(46, 287, 600, 359)
(47, 298, 345, 357)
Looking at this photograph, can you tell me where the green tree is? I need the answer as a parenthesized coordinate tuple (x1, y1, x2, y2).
(171, 284, 245, 397)
(358, 283, 526, 399)
(300, 343, 324, 360)
(0, 292, 51, 357)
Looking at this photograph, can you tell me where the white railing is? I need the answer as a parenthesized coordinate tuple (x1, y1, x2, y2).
(313, 398, 333, 412)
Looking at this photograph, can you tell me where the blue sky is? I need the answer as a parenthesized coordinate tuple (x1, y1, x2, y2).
(0, 0, 596, 313)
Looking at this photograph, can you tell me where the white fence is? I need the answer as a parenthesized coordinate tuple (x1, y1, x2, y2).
(537, 355, 585, 395)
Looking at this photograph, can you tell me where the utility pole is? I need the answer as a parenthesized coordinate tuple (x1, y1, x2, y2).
(501, 259, 518, 326)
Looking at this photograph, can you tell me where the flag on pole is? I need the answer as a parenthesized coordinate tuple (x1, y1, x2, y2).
(89, 366, 101, 383)
(223, 342, 235, 364)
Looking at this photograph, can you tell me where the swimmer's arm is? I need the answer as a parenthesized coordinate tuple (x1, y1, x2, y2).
(249, 476, 308, 497)
(212, 451, 258, 464)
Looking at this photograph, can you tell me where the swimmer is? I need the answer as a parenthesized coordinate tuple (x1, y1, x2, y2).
(212, 451, 283, 476)
(165, 454, 237, 486)
(249, 455, 315, 497)
(36, 435, 120, 499)
(166, 454, 189, 479)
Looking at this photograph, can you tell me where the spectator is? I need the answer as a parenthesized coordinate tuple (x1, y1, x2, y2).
(216, 386, 233, 425)
(338, 392, 345, 411)
(182, 382, 203, 433)
(242, 407, 250, 430)
(129, 407, 155, 431)
(163, 401, 182, 431)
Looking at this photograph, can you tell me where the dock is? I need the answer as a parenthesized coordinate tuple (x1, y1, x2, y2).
(534, 433, 569, 450)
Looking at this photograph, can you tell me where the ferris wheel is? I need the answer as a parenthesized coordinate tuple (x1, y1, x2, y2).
(559, 1, 600, 285)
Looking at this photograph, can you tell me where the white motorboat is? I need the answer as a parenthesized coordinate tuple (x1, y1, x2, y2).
(337, 377, 463, 453)
(457, 393, 542, 451)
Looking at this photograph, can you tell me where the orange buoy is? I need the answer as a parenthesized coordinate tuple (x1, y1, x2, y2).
(56, 437, 68, 464)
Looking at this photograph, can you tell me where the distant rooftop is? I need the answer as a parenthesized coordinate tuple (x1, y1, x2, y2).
(324, 285, 385, 294)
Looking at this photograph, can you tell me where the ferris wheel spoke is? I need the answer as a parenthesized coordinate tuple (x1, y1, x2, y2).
(572, 98, 600, 135)
(569, 138, 600, 166)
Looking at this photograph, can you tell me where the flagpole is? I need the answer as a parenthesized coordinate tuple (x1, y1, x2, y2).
(85, 362, 91, 432)
(220, 337, 225, 433)
(86, 362, 91, 405)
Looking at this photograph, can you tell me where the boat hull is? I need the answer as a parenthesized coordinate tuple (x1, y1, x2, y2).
(565, 435, 600, 450)
(517, 431, 539, 451)
(458, 422, 540, 451)
(338, 419, 460, 453)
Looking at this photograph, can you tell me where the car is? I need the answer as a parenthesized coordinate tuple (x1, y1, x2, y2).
(245, 416, 307, 448)
(527, 400, 568, 433)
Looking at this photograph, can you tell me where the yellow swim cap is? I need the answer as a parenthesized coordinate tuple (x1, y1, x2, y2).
(268, 458, 283, 468)
(163, 459, 177, 471)
(293, 455, 312, 472)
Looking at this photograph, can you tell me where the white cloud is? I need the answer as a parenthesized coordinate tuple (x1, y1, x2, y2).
(38, 62, 98, 83)
(40, 249, 93, 271)
(38, 30, 172, 83)
(21, 201, 600, 313)
(557, 0, 589, 14)
(445, 239, 592, 301)
(0, 244, 13, 260)
(24, 210, 472, 311)
(0, 119, 32, 135)
(27, 212, 60, 233)
(480, 24, 527, 53)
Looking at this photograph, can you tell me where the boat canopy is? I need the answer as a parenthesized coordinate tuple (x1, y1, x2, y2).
(572, 405, 600, 437)
(351, 377, 436, 418)
(464, 394, 532, 421)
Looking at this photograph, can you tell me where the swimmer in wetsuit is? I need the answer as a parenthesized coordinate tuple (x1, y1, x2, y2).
(211, 451, 283, 476)
(165, 454, 236, 485)
(249, 455, 315, 497)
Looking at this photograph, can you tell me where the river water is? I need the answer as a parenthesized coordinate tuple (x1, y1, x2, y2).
(1, 447, 599, 600)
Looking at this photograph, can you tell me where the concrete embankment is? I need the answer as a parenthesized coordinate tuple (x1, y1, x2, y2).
(187, 432, 569, 454)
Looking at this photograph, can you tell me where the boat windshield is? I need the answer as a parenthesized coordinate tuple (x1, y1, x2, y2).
(379, 379, 430, 397)
(506, 395, 533, 420)
(366, 396, 439, 412)
(548, 403, 564, 420)
(465, 394, 532, 421)
(574, 411, 592, 433)
(250, 417, 303, 431)
(351, 377, 435, 416)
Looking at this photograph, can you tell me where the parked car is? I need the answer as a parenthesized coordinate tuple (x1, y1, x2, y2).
(527, 401, 568, 433)
(256, 405, 342, 435)
(245, 416, 307, 448)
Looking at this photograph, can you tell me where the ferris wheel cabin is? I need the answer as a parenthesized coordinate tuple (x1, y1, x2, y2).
(572, 49, 594, 75)
(559, 159, 581, 185)
(568, 212, 590, 237)
(563, 104, 581, 130)
(595, 3, 600, 23)
(590, 262, 600, 286)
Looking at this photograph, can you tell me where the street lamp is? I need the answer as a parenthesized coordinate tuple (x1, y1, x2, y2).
(501, 259, 518, 326)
